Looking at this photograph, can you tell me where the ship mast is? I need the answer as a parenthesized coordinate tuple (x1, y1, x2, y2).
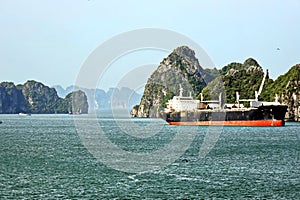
(257, 69, 268, 97)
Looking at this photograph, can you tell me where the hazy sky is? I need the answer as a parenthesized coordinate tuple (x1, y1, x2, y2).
(1, 0, 299, 91)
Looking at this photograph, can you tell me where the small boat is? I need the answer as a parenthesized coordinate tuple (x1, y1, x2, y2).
(18, 113, 31, 116)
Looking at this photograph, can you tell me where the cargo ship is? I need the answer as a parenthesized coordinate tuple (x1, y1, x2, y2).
(161, 81, 288, 127)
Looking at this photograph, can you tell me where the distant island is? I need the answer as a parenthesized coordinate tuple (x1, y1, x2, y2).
(0, 80, 88, 114)
(0, 80, 141, 114)
(52, 85, 142, 112)
(131, 46, 300, 121)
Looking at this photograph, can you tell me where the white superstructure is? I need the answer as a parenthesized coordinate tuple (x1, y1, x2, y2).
(165, 87, 199, 112)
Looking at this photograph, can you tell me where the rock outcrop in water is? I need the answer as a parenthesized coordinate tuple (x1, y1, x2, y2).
(21, 80, 63, 114)
(131, 46, 218, 117)
(0, 80, 88, 114)
(65, 90, 89, 114)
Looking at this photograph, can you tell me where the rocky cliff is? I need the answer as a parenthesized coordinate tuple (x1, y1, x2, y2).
(0, 82, 28, 113)
(65, 90, 89, 114)
(21, 80, 63, 114)
(261, 64, 300, 121)
(0, 80, 88, 114)
(131, 46, 217, 117)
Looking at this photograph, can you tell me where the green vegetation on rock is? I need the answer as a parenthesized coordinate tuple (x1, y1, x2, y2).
(21, 80, 62, 113)
(203, 58, 264, 103)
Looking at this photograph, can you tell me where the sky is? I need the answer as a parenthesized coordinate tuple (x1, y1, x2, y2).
(1, 0, 299, 91)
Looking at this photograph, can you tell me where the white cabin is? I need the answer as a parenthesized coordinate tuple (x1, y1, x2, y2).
(166, 96, 199, 112)
(165, 87, 199, 112)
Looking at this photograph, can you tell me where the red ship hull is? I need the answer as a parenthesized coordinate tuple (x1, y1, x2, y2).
(168, 119, 285, 126)
(162, 105, 287, 127)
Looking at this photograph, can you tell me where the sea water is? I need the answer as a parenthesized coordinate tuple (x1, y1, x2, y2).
(0, 114, 299, 199)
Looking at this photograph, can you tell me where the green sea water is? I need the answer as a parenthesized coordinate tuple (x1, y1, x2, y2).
(0, 114, 299, 199)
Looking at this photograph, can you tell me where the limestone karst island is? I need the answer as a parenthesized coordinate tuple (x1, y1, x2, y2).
(0, 80, 88, 114)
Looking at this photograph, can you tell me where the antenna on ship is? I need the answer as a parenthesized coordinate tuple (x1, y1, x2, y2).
(219, 93, 223, 108)
(200, 93, 204, 102)
(179, 84, 183, 97)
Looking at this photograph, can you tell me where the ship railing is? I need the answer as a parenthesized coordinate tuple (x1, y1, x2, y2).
(199, 100, 219, 103)
(238, 99, 256, 102)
